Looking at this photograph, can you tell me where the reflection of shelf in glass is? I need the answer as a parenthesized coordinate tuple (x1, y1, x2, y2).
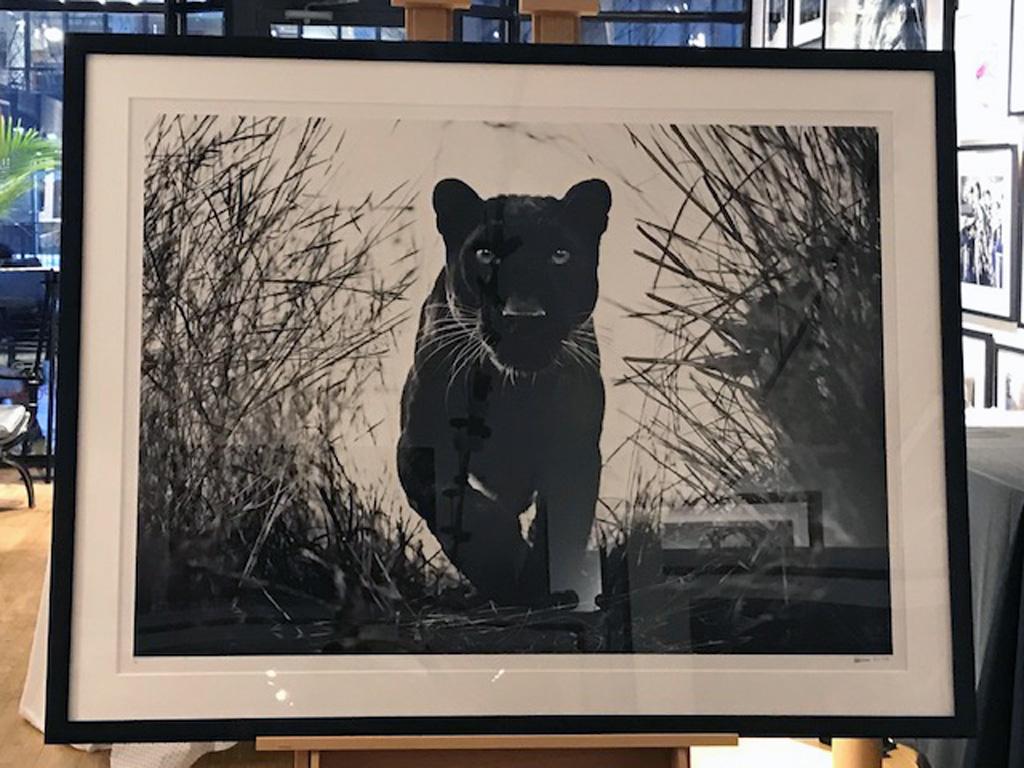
(965, 408, 1024, 428)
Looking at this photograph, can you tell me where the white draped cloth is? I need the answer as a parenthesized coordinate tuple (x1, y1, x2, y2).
(20, 553, 235, 768)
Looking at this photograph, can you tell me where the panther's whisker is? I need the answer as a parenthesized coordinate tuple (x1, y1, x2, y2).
(568, 334, 600, 358)
(420, 323, 470, 342)
(446, 337, 485, 397)
(444, 346, 474, 402)
(417, 325, 473, 354)
(572, 327, 598, 342)
(417, 332, 472, 370)
(561, 338, 600, 372)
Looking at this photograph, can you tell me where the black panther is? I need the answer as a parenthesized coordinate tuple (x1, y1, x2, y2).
(397, 178, 611, 606)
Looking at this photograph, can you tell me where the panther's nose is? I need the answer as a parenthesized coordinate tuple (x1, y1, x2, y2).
(502, 296, 546, 318)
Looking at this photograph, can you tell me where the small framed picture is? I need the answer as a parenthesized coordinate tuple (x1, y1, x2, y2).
(1011, 0, 1024, 113)
(661, 491, 824, 555)
(761, 0, 790, 47)
(995, 345, 1024, 411)
(791, 0, 824, 46)
(958, 145, 1020, 321)
(962, 330, 994, 410)
(824, 0, 930, 50)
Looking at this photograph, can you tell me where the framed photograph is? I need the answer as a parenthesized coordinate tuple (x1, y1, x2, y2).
(757, 0, 790, 47)
(995, 345, 1024, 411)
(955, 10, 1008, 138)
(791, 0, 825, 46)
(48, 36, 973, 742)
(824, 0, 931, 50)
(957, 145, 1020, 321)
(1011, 0, 1024, 113)
(962, 330, 995, 410)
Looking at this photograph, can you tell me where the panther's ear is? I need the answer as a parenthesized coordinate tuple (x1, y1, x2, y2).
(433, 178, 483, 250)
(561, 179, 612, 238)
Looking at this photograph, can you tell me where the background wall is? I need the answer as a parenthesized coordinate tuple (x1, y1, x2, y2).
(956, 0, 1024, 421)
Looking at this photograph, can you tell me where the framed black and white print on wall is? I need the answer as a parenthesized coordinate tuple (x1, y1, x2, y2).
(1011, 0, 1024, 113)
(791, 0, 824, 46)
(49, 37, 973, 742)
(962, 330, 994, 410)
(957, 145, 1020, 321)
(756, 0, 790, 47)
(995, 345, 1024, 411)
(824, 0, 931, 50)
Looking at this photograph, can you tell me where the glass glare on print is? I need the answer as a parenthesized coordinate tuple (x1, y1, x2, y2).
(997, 347, 1024, 411)
(962, 335, 990, 409)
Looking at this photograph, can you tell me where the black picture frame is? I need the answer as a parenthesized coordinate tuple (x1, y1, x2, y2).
(956, 144, 1022, 322)
(961, 328, 996, 409)
(47, 34, 974, 744)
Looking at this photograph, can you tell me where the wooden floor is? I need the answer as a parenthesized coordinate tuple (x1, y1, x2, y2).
(0, 471, 286, 768)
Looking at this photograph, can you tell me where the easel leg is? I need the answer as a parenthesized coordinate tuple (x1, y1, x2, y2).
(405, 7, 454, 40)
(832, 739, 883, 768)
(532, 12, 580, 43)
(669, 746, 691, 768)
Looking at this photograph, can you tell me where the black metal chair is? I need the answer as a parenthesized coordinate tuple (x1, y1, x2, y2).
(0, 267, 58, 487)
(0, 403, 34, 507)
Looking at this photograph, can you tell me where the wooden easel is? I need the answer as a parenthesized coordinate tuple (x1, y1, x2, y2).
(256, 734, 890, 768)
(831, 738, 884, 768)
(520, 0, 599, 43)
(390, 0, 596, 42)
(321, 7, 891, 768)
(256, 734, 738, 768)
(392, 0, 472, 41)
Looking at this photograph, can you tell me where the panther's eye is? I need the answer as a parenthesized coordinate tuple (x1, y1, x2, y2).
(475, 248, 497, 266)
(552, 249, 571, 265)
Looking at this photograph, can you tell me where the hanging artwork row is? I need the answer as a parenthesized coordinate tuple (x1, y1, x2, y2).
(753, 0, 945, 50)
(47, 36, 972, 743)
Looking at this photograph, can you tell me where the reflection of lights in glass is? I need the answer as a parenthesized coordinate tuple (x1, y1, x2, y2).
(275, 689, 289, 702)
(490, 669, 505, 683)
(688, 31, 707, 47)
(266, 669, 277, 678)
(43, 26, 64, 43)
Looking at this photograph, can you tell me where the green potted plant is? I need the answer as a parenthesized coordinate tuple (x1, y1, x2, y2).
(0, 113, 61, 220)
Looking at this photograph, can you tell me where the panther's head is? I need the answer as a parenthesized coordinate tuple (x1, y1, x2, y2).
(432, 177, 612, 375)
